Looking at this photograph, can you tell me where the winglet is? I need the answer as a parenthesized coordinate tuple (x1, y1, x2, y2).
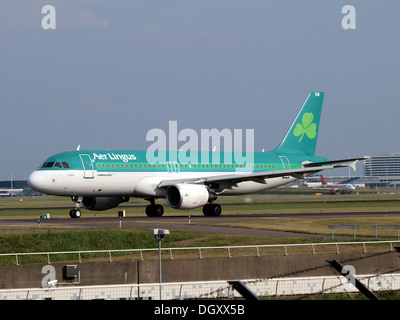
(350, 160, 358, 172)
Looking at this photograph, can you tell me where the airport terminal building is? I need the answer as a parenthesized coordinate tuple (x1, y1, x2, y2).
(363, 153, 400, 187)
(304, 153, 400, 188)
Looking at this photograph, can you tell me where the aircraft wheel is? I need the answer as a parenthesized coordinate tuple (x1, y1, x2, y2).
(146, 205, 155, 217)
(210, 203, 222, 216)
(145, 204, 164, 217)
(203, 203, 221, 216)
(202, 204, 211, 216)
(154, 204, 164, 217)
(69, 209, 81, 218)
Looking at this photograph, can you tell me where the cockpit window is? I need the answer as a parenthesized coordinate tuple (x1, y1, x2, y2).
(41, 161, 70, 169)
(42, 162, 54, 168)
(54, 162, 63, 168)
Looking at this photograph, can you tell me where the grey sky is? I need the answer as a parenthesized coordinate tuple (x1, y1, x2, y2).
(1, 1, 399, 179)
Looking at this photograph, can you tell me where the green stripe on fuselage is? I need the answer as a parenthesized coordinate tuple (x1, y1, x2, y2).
(36, 149, 329, 173)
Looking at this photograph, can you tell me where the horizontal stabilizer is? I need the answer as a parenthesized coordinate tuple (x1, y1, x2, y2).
(303, 157, 367, 168)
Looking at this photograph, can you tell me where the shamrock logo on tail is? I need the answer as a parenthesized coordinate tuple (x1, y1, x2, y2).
(293, 112, 317, 142)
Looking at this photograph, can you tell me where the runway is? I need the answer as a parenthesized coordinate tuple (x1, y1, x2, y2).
(1, 211, 399, 238)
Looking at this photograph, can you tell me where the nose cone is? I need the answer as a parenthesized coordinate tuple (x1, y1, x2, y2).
(348, 185, 355, 192)
(28, 171, 45, 192)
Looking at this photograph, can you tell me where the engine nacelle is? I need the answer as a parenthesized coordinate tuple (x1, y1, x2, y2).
(82, 196, 129, 211)
(166, 184, 211, 210)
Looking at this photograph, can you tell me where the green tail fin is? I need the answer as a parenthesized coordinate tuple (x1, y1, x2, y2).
(273, 91, 324, 156)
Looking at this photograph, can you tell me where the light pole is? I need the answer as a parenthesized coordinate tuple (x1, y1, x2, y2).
(150, 229, 170, 300)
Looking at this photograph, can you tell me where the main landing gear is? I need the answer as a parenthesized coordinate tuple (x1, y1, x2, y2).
(202, 203, 222, 216)
(70, 196, 82, 218)
(145, 198, 164, 217)
(144, 199, 222, 217)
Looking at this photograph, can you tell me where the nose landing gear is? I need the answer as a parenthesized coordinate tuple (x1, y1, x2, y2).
(70, 196, 82, 218)
(69, 209, 81, 218)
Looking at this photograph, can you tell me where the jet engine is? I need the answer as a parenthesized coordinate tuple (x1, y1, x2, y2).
(166, 184, 212, 210)
(82, 196, 129, 211)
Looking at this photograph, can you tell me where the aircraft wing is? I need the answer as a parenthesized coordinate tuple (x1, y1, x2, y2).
(157, 157, 366, 190)
(158, 165, 344, 190)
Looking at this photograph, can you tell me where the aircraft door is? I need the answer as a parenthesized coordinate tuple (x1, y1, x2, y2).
(167, 161, 180, 174)
(79, 154, 94, 179)
(279, 156, 291, 179)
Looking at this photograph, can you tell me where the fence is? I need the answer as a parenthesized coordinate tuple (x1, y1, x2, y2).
(328, 225, 359, 240)
(371, 225, 400, 240)
(1, 274, 400, 300)
(329, 225, 400, 240)
(0, 240, 399, 265)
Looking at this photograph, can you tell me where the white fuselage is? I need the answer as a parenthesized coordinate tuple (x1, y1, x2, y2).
(28, 169, 298, 198)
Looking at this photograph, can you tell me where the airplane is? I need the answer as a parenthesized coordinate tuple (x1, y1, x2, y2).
(315, 174, 360, 194)
(0, 189, 23, 197)
(27, 92, 364, 218)
(0, 174, 23, 196)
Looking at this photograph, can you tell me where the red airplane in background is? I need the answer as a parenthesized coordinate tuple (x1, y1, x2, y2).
(316, 175, 360, 194)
